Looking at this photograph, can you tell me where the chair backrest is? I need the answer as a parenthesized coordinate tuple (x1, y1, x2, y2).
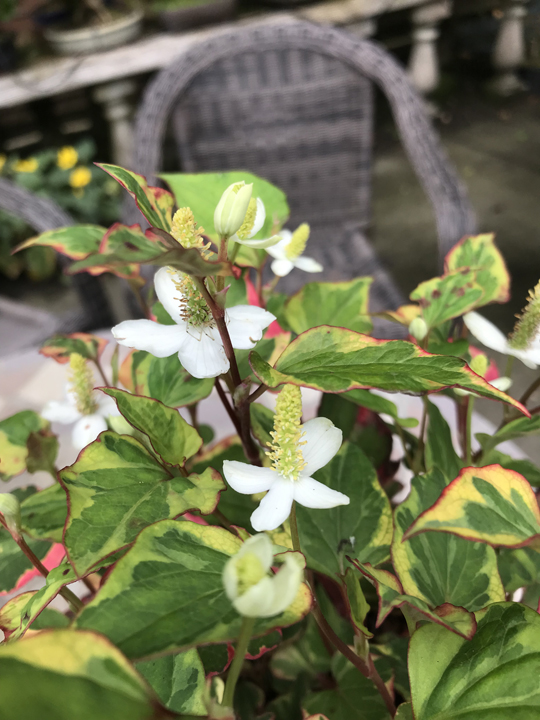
(0, 177, 112, 331)
(128, 20, 476, 303)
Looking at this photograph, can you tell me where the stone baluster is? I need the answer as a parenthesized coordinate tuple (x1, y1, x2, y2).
(93, 79, 138, 168)
(491, 0, 530, 95)
(409, 1, 452, 96)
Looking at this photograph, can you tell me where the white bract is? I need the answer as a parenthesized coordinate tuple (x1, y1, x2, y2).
(266, 225, 322, 278)
(112, 267, 275, 379)
(224, 387, 349, 531)
(230, 197, 281, 249)
(214, 181, 254, 237)
(464, 311, 540, 369)
(42, 387, 118, 452)
(223, 533, 303, 618)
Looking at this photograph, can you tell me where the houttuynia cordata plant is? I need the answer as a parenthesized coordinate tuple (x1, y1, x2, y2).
(1, 164, 540, 720)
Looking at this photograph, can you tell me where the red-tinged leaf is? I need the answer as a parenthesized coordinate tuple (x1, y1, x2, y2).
(14, 225, 105, 260)
(444, 233, 510, 305)
(40, 332, 108, 364)
(250, 326, 529, 415)
(404, 464, 540, 549)
(97, 163, 175, 231)
(12, 543, 65, 593)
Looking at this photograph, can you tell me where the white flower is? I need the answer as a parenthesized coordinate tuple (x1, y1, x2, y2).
(266, 226, 322, 277)
(112, 267, 275, 380)
(464, 311, 540, 370)
(42, 387, 118, 452)
(223, 417, 349, 531)
(230, 198, 281, 249)
(223, 534, 303, 618)
(214, 181, 253, 237)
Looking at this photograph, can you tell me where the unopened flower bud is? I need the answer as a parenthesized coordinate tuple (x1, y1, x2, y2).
(214, 182, 253, 238)
(0, 493, 21, 536)
(223, 534, 303, 618)
(408, 317, 428, 342)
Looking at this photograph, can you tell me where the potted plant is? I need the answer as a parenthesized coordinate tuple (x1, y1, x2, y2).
(146, 0, 236, 33)
(40, 0, 144, 55)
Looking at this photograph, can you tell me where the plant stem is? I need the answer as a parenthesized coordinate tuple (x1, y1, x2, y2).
(520, 375, 540, 407)
(395, 423, 414, 470)
(215, 379, 242, 436)
(187, 403, 199, 433)
(289, 501, 301, 553)
(310, 600, 396, 717)
(128, 279, 151, 319)
(93, 357, 110, 387)
(222, 616, 256, 709)
(413, 397, 428, 474)
(465, 396, 475, 466)
(15, 535, 83, 613)
(247, 384, 268, 405)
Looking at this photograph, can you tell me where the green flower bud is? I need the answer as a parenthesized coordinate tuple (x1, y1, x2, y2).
(214, 182, 253, 238)
(408, 317, 428, 342)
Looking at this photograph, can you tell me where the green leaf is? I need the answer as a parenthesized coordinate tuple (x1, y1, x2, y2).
(284, 279, 373, 335)
(318, 393, 359, 440)
(341, 389, 418, 428)
(481, 449, 540, 487)
(498, 546, 540, 593)
(343, 567, 372, 637)
(0, 411, 49, 481)
(476, 415, 540, 453)
(270, 617, 331, 681)
(249, 327, 528, 414)
(303, 653, 391, 720)
(104, 388, 202, 466)
(161, 171, 289, 241)
(424, 402, 462, 480)
(60, 432, 225, 575)
(404, 464, 540, 548)
(296, 443, 393, 578)
(25, 429, 59, 476)
(20, 483, 67, 542)
(0, 530, 50, 592)
(250, 403, 274, 449)
(409, 603, 540, 719)
(0, 629, 166, 720)
(444, 233, 510, 305)
(356, 562, 476, 639)
(40, 332, 108, 364)
(119, 350, 213, 409)
(0, 563, 77, 641)
(76, 520, 311, 659)
(410, 269, 484, 330)
(191, 437, 257, 528)
(98, 164, 174, 231)
(395, 704, 413, 720)
(15, 225, 104, 259)
(392, 469, 504, 611)
(137, 650, 206, 715)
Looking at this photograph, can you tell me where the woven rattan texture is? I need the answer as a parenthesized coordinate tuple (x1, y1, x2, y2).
(126, 20, 476, 330)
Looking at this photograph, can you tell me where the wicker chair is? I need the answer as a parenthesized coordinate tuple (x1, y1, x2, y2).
(0, 177, 113, 338)
(125, 20, 476, 330)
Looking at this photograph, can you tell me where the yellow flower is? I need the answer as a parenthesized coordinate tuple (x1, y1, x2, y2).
(14, 158, 39, 173)
(57, 146, 78, 170)
(69, 167, 92, 189)
(0, 155, 6, 173)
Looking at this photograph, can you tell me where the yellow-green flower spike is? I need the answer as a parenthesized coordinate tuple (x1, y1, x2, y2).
(69, 353, 98, 416)
(285, 223, 310, 260)
(266, 384, 306, 481)
(171, 272, 213, 328)
(235, 552, 267, 595)
(509, 281, 540, 351)
(171, 207, 206, 250)
(237, 197, 257, 240)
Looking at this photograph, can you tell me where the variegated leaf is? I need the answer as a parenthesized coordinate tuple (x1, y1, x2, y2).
(392, 469, 504, 611)
(76, 520, 311, 660)
(410, 269, 484, 330)
(136, 650, 206, 716)
(60, 432, 224, 575)
(15, 225, 104, 260)
(404, 464, 540, 548)
(444, 233, 510, 305)
(40, 332, 108, 364)
(249, 326, 528, 414)
(0, 411, 49, 481)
